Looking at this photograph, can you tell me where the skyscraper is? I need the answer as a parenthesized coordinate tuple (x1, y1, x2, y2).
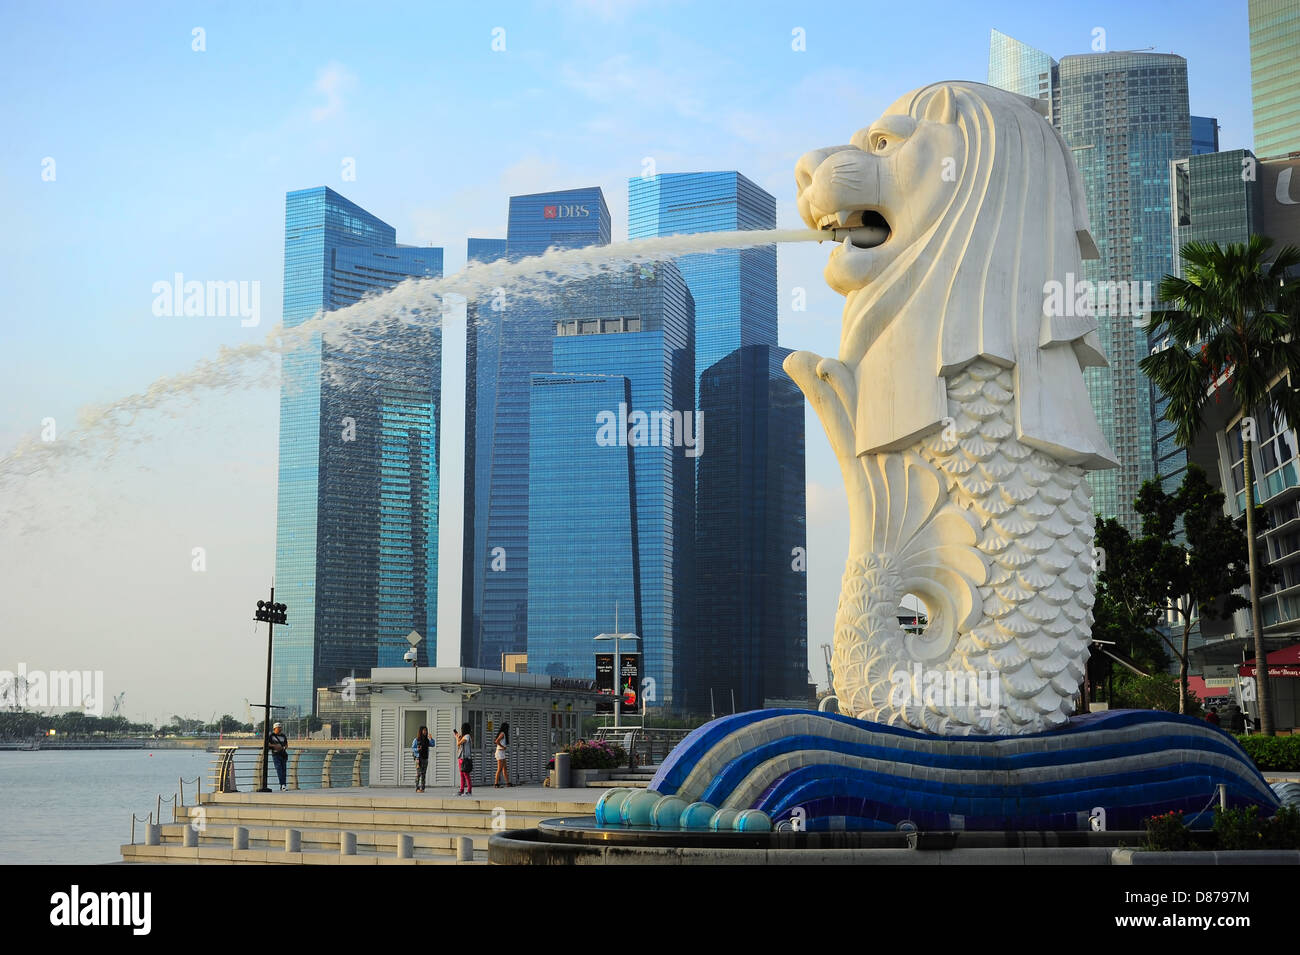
(990, 33, 1191, 529)
(1160, 150, 1264, 491)
(461, 187, 611, 670)
(691, 345, 808, 714)
(1191, 116, 1220, 155)
(527, 264, 695, 706)
(274, 187, 443, 716)
(1250, 0, 1300, 158)
(627, 172, 776, 388)
(988, 27, 1059, 121)
(626, 171, 807, 715)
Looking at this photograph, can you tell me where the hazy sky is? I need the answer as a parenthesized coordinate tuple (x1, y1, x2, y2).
(0, 0, 1254, 724)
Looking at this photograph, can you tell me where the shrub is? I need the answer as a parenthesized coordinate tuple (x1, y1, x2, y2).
(1264, 805, 1300, 850)
(1234, 734, 1300, 771)
(1213, 805, 1262, 850)
(1213, 804, 1300, 850)
(565, 739, 627, 770)
(1109, 672, 1203, 717)
(1143, 810, 1194, 851)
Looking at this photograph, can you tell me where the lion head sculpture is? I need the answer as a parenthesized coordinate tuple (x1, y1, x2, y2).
(794, 81, 1118, 469)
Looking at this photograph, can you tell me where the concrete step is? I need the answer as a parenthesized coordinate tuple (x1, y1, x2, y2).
(157, 821, 494, 852)
(177, 804, 562, 832)
(585, 778, 651, 788)
(203, 792, 595, 814)
(120, 842, 485, 865)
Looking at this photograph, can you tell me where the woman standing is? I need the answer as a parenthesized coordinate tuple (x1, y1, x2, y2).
(453, 723, 473, 796)
(493, 722, 511, 788)
(411, 725, 434, 793)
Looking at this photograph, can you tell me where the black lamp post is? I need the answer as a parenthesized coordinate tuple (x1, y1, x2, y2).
(254, 590, 287, 793)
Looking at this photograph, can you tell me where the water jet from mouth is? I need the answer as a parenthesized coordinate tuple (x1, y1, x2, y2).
(0, 227, 835, 493)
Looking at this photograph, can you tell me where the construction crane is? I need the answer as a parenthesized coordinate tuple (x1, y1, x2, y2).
(821, 644, 834, 694)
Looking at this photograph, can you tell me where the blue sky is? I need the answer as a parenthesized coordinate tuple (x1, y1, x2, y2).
(0, 1, 1257, 721)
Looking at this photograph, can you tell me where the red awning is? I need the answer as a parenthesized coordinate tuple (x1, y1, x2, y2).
(1239, 643, 1300, 678)
(1187, 676, 1231, 699)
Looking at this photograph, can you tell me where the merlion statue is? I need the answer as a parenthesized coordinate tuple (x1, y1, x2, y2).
(597, 83, 1282, 839)
(785, 81, 1119, 736)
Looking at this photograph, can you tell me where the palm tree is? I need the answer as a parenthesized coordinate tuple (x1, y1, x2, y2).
(1141, 235, 1300, 736)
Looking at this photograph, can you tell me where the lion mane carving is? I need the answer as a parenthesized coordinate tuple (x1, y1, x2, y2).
(785, 82, 1119, 735)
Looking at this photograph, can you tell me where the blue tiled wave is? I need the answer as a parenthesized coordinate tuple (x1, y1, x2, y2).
(647, 709, 1279, 831)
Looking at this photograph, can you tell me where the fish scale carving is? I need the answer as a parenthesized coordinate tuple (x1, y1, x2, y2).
(828, 361, 1095, 736)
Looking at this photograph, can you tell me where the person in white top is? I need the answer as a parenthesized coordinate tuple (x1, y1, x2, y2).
(453, 723, 473, 795)
(493, 722, 511, 788)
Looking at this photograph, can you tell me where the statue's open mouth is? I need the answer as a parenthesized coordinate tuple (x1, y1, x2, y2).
(817, 209, 891, 249)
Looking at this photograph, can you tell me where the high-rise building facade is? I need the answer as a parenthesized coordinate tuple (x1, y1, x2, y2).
(461, 188, 611, 669)
(527, 264, 695, 706)
(1160, 150, 1264, 491)
(988, 28, 1059, 122)
(1250, 0, 1300, 158)
(625, 171, 808, 714)
(274, 187, 443, 716)
(690, 345, 808, 714)
(627, 172, 776, 388)
(1191, 116, 1220, 155)
(991, 34, 1191, 528)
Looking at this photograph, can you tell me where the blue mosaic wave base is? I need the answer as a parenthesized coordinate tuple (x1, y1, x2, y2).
(645, 709, 1279, 831)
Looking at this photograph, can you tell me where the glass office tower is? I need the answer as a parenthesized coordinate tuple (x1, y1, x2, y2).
(627, 172, 776, 389)
(527, 264, 694, 706)
(988, 28, 1059, 122)
(1159, 150, 1263, 492)
(991, 36, 1191, 529)
(461, 188, 611, 670)
(1058, 51, 1189, 528)
(274, 187, 442, 716)
(626, 171, 807, 713)
(690, 345, 808, 714)
(1191, 116, 1221, 155)
(1250, 0, 1300, 157)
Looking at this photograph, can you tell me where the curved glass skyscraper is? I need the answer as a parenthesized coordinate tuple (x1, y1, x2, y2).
(274, 187, 442, 717)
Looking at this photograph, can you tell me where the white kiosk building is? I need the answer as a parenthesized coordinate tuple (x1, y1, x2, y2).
(367, 667, 599, 789)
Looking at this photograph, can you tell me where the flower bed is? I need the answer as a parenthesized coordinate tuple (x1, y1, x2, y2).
(1141, 806, 1300, 851)
(565, 739, 628, 770)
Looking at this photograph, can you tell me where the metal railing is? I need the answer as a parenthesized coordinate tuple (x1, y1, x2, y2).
(590, 726, 690, 768)
(211, 744, 370, 793)
(128, 774, 206, 845)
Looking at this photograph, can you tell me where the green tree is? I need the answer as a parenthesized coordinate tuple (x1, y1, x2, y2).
(1140, 236, 1300, 735)
(1093, 467, 1256, 714)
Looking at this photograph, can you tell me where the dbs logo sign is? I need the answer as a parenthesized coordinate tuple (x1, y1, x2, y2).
(543, 204, 590, 219)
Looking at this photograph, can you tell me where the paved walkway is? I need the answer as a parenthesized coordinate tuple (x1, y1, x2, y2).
(212, 783, 601, 806)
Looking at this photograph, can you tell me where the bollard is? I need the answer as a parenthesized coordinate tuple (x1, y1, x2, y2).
(285, 828, 301, 853)
(554, 752, 571, 790)
(233, 826, 249, 850)
(340, 831, 357, 856)
(397, 834, 414, 859)
(456, 836, 473, 862)
(183, 825, 198, 848)
(146, 824, 161, 847)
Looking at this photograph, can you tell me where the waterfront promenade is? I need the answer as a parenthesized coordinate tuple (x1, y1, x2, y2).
(119, 784, 604, 865)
